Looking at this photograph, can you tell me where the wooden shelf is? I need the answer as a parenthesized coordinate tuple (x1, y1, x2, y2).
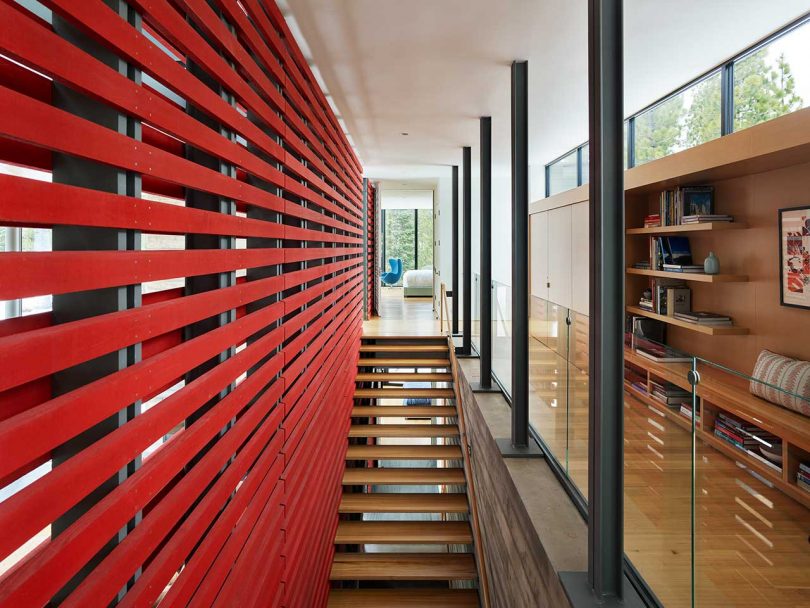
(624, 347, 810, 510)
(626, 306, 749, 335)
(626, 267, 748, 283)
(626, 222, 746, 235)
(624, 381, 694, 434)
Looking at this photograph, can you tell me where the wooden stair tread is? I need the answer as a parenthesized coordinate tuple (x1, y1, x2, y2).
(359, 344, 449, 353)
(330, 553, 476, 581)
(352, 406, 457, 417)
(335, 520, 472, 544)
(348, 424, 459, 438)
(345, 445, 463, 460)
(356, 372, 453, 382)
(354, 388, 455, 399)
(328, 589, 479, 607)
(358, 358, 450, 367)
(362, 335, 447, 341)
(339, 493, 468, 513)
(343, 468, 466, 485)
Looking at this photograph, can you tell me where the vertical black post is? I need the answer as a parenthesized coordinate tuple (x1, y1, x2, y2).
(461, 146, 472, 355)
(414, 208, 419, 271)
(587, 0, 624, 600)
(362, 178, 369, 319)
(510, 61, 529, 446)
(451, 165, 459, 335)
(50, 2, 142, 602)
(479, 117, 493, 387)
(497, 61, 539, 458)
(720, 62, 734, 136)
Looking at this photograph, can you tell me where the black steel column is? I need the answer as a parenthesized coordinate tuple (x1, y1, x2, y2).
(477, 117, 495, 390)
(587, 0, 625, 599)
(451, 165, 459, 335)
(461, 146, 472, 355)
(510, 61, 529, 445)
(51, 2, 142, 601)
(497, 61, 540, 458)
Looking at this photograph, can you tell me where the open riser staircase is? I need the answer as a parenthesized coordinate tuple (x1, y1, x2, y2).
(328, 335, 488, 608)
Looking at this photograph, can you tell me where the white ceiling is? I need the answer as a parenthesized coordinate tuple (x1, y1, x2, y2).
(284, 0, 809, 189)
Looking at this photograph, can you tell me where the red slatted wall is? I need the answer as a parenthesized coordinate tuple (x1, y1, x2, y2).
(0, 1, 362, 606)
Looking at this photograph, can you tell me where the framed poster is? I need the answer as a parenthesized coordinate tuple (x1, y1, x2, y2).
(779, 206, 810, 309)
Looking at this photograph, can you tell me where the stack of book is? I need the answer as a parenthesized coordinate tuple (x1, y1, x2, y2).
(679, 402, 700, 423)
(624, 367, 648, 395)
(662, 263, 705, 273)
(633, 261, 651, 270)
(658, 186, 714, 226)
(799, 463, 810, 493)
(639, 279, 690, 316)
(681, 214, 733, 224)
(648, 236, 694, 272)
(634, 343, 691, 364)
(673, 311, 732, 326)
(650, 380, 691, 408)
(713, 412, 782, 473)
(644, 214, 661, 228)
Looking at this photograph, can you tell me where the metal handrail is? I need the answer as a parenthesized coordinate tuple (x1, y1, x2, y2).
(447, 334, 491, 608)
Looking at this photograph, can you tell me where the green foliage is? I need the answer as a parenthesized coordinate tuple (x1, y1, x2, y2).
(633, 47, 804, 164)
(634, 95, 685, 165)
(416, 209, 433, 269)
(384, 209, 415, 281)
(734, 50, 803, 130)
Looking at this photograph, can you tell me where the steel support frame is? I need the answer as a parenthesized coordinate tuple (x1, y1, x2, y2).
(474, 116, 498, 392)
(461, 146, 472, 355)
(499, 60, 540, 458)
(50, 2, 143, 602)
(560, 1, 644, 606)
(451, 164, 459, 335)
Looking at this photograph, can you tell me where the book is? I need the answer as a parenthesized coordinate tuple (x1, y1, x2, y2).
(665, 287, 691, 316)
(673, 312, 732, 325)
(681, 186, 714, 216)
(634, 345, 691, 364)
(800, 462, 810, 475)
(665, 237, 693, 266)
(681, 214, 733, 223)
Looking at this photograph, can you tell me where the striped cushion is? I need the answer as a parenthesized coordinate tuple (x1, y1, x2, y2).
(750, 350, 810, 417)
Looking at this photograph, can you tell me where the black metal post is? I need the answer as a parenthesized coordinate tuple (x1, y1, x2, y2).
(461, 146, 472, 355)
(561, 1, 644, 606)
(496, 61, 540, 458)
(451, 165, 459, 335)
(586, 0, 625, 598)
(473, 117, 498, 393)
(51, 3, 142, 601)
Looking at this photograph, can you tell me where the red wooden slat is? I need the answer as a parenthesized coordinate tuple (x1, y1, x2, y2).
(0, 0, 365, 605)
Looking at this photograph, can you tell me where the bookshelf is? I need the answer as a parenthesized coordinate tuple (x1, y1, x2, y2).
(625, 268, 747, 283)
(625, 347, 810, 509)
(626, 306, 749, 336)
(626, 222, 746, 235)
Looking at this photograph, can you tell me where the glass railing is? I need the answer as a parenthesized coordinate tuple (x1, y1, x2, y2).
(526, 297, 810, 607)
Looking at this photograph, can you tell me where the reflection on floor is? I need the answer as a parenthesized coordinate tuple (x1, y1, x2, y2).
(528, 336, 810, 608)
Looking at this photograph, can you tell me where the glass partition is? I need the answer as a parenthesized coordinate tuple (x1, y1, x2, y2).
(491, 279, 512, 395)
(692, 357, 810, 607)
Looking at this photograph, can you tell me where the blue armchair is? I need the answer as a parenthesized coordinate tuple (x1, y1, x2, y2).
(381, 258, 403, 285)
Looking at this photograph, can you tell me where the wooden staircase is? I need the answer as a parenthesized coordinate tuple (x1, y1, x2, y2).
(328, 335, 488, 608)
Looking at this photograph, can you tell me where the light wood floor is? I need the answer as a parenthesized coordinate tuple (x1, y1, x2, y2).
(363, 287, 440, 336)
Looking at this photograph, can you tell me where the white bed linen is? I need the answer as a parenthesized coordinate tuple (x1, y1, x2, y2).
(403, 268, 432, 288)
